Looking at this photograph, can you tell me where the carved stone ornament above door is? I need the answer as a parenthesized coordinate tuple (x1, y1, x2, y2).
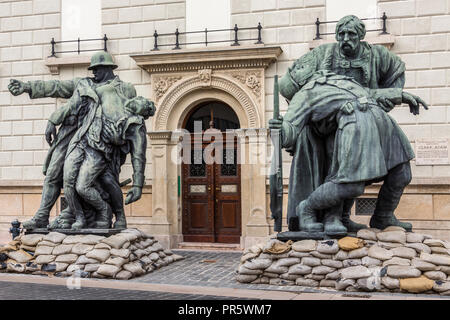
(130, 45, 282, 130)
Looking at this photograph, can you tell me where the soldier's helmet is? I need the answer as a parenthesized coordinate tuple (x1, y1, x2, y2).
(88, 51, 118, 70)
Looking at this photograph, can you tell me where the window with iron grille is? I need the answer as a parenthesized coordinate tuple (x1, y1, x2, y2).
(355, 198, 377, 216)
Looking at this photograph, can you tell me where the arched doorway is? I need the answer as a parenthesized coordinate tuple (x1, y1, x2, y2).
(181, 100, 241, 243)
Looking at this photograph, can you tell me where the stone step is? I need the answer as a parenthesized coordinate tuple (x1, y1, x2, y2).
(177, 242, 242, 251)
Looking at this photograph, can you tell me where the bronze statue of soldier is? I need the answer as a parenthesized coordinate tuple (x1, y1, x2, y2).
(8, 51, 154, 230)
(273, 15, 426, 236)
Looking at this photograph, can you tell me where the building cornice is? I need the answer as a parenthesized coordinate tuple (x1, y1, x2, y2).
(130, 45, 283, 73)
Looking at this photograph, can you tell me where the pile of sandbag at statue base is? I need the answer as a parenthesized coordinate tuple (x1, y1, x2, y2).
(236, 226, 450, 295)
(0, 229, 184, 280)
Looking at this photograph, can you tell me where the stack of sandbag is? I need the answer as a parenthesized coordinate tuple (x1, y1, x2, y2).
(236, 226, 450, 295)
(0, 229, 184, 280)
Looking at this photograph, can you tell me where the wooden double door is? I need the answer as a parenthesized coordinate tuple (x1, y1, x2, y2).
(182, 133, 241, 243)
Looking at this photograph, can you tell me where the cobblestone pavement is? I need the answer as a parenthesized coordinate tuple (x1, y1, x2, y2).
(133, 249, 450, 300)
(0, 280, 252, 300)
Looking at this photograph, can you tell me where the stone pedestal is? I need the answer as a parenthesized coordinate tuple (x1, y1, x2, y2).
(24, 228, 125, 237)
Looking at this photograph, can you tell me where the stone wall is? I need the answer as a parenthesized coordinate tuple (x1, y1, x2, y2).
(236, 226, 450, 295)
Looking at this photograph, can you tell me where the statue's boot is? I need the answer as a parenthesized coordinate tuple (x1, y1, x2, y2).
(96, 203, 113, 229)
(341, 199, 367, 232)
(323, 211, 347, 237)
(369, 163, 412, 232)
(22, 215, 49, 229)
(113, 209, 127, 229)
(22, 182, 61, 229)
(71, 210, 86, 230)
(49, 208, 74, 229)
(296, 200, 323, 232)
(370, 211, 412, 232)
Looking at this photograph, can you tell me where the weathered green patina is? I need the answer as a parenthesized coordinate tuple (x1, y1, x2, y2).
(8, 51, 155, 231)
(271, 15, 428, 236)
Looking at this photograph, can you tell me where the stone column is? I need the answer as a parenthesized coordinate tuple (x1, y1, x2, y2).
(237, 128, 270, 248)
(148, 131, 181, 249)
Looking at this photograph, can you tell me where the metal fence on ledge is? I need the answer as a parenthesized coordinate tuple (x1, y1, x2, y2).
(151, 23, 263, 51)
(49, 34, 109, 58)
(313, 12, 389, 40)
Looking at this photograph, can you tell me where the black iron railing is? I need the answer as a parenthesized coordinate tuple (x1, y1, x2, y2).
(49, 34, 108, 58)
(313, 12, 388, 40)
(151, 23, 263, 51)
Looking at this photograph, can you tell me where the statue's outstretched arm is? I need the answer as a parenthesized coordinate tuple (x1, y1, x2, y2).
(8, 78, 80, 100)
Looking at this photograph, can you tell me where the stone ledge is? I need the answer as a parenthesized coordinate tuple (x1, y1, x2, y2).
(45, 55, 91, 75)
(131, 45, 283, 73)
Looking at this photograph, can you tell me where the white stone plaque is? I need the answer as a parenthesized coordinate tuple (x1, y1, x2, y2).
(415, 139, 449, 165)
(190, 185, 206, 193)
(221, 184, 237, 193)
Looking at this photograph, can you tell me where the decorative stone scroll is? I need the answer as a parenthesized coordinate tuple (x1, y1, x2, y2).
(153, 75, 183, 102)
(230, 70, 262, 101)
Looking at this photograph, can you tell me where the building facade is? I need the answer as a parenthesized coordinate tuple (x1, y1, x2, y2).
(0, 0, 449, 247)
